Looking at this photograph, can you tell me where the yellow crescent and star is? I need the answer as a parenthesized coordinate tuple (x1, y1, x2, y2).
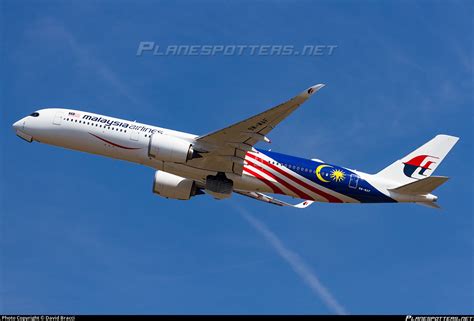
(315, 164, 346, 183)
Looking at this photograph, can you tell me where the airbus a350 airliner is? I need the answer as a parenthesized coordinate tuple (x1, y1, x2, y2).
(12, 84, 459, 208)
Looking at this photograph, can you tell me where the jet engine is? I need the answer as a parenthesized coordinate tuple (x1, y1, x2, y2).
(148, 134, 199, 163)
(152, 171, 203, 200)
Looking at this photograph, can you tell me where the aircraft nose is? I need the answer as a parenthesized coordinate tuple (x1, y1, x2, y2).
(12, 119, 24, 131)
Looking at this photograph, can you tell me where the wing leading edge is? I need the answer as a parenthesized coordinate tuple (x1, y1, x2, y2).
(235, 191, 314, 208)
(190, 84, 325, 175)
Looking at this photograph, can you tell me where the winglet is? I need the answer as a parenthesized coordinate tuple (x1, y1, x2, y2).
(300, 84, 325, 98)
(293, 200, 315, 209)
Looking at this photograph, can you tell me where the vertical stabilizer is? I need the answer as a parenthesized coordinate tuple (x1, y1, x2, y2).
(376, 135, 459, 185)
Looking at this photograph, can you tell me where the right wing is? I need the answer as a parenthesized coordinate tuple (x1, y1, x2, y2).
(189, 84, 326, 175)
(235, 190, 314, 209)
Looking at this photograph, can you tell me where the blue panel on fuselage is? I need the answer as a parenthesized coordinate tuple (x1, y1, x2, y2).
(255, 148, 395, 203)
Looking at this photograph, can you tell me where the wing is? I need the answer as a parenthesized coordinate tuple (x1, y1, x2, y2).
(235, 191, 314, 208)
(190, 84, 325, 175)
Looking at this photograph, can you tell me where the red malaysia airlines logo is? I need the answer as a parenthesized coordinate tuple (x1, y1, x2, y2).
(403, 155, 438, 178)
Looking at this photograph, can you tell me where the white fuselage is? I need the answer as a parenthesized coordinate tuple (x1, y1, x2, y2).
(13, 108, 439, 204)
(12, 108, 276, 196)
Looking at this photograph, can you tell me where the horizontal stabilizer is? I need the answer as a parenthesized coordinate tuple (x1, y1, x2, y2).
(416, 202, 441, 209)
(389, 176, 449, 195)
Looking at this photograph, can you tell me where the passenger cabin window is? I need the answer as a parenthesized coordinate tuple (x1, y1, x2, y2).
(30, 112, 39, 117)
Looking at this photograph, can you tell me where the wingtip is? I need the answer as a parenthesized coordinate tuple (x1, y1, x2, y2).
(416, 201, 442, 210)
(303, 84, 325, 97)
(294, 200, 315, 209)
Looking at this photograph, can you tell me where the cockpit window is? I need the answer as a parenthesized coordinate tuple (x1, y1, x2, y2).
(30, 112, 40, 117)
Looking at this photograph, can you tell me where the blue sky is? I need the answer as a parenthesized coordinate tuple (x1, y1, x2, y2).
(1, 0, 473, 314)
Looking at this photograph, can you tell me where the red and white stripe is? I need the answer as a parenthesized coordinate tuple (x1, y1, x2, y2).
(243, 151, 358, 203)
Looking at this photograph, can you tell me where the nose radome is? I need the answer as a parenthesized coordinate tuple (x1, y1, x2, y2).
(12, 120, 23, 131)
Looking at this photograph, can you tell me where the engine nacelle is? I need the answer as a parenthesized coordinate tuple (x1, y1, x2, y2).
(148, 134, 194, 163)
(152, 171, 201, 200)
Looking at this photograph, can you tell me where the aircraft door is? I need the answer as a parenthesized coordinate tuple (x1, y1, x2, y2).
(348, 174, 359, 189)
(53, 112, 63, 125)
(130, 129, 139, 141)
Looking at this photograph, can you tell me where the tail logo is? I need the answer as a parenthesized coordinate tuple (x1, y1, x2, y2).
(403, 155, 438, 178)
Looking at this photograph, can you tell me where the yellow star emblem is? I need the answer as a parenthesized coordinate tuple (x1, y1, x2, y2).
(330, 169, 345, 182)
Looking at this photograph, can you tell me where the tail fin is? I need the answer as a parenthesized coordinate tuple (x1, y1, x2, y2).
(376, 134, 459, 185)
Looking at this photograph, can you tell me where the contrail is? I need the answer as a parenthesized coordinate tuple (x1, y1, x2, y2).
(237, 207, 348, 315)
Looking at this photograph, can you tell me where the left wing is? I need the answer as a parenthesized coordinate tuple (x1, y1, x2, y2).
(235, 191, 314, 208)
(189, 84, 325, 175)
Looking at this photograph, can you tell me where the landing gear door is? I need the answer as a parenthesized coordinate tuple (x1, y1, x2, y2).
(348, 174, 359, 189)
(53, 112, 63, 125)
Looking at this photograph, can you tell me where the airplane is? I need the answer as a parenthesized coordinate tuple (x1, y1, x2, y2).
(12, 84, 459, 209)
